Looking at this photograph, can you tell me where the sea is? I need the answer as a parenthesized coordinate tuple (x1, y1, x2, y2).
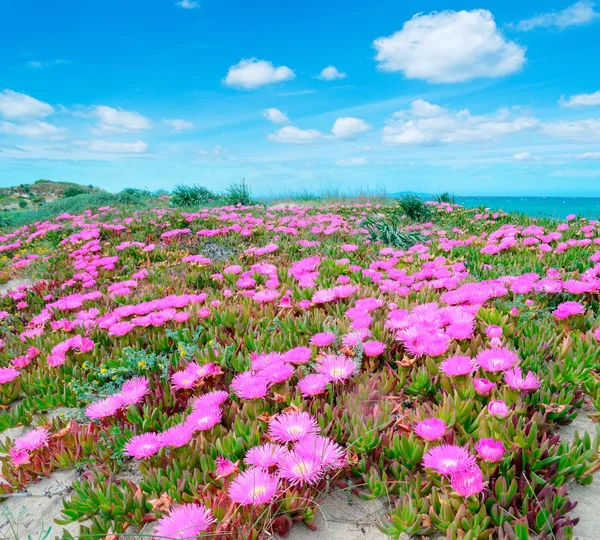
(452, 197, 600, 220)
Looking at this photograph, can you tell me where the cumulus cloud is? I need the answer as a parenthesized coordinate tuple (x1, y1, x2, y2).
(331, 117, 372, 140)
(577, 151, 600, 159)
(383, 100, 538, 145)
(163, 119, 195, 132)
(0, 89, 54, 119)
(268, 126, 322, 144)
(262, 108, 290, 124)
(373, 9, 526, 83)
(89, 106, 151, 135)
(176, 0, 199, 8)
(513, 152, 541, 161)
(318, 66, 347, 80)
(559, 90, 600, 107)
(512, 1, 598, 31)
(224, 58, 295, 90)
(541, 118, 600, 141)
(88, 140, 148, 153)
(337, 157, 368, 166)
(0, 120, 66, 140)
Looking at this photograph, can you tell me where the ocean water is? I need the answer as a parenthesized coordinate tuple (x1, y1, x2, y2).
(454, 197, 600, 220)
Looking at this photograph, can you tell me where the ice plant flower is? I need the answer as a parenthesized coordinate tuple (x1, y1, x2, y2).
(14, 428, 49, 451)
(298, 374, 329, 396)
(422, 445, 476, 476)
(504, 367, 540, 391)
(488, 400, 510, 418)
(185, 406, 223, 432)
(153, 503, 215, 539)
(228, 467, 279, 506)
(439, 355, 476, 377)
(160, 423, 195, 448)
(473, 378, 494, 395)
(124, 432, 162, 459)
(362, 340, 386, 357)
(475, 438, 506, 462)
(295, 435, 346, 469)
(315, 354, 358, 383)
(485, 325, 503, 338)
(310, 332, 336, 347)
(475, 348, 519, 372)
(85, 396, 123, 419)
(414, 418, 447, 441)
(451, 465, 484, 497)
(118, 376, 149, 405)
(245, 443, 287, 469)
(192, 390, 229, 409)
(0, 367, 20, 384)
(268, 411, 319, 443)
(552, 301, 585, 320)
(215, 456, 237, 477)
(231, 372, 269, 399)
(279, 450, 324, 486)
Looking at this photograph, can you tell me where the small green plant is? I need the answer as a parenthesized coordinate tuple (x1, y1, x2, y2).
(63, 186, 87, 198)
(171, 184, 216, 207)
(224, 179, 257, 206)
(18, 199, 28, 209)
(362, 214, 427, 249)
(435, 191, 456, 204)
(396, 195, 431, 222)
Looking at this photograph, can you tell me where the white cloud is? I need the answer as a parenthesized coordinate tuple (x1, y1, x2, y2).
(25, 59, 68, 69)
(223, 58, 295, 90)
(383, 100, 538, 145)
(268, 126, 322, 144)
(577, 151, 600, 159)
(512, 1, 598, 31)
(262, 108, 290, 124)
(88, 140, 148, 153)
(176, 0, 199, 8)
(0, 120, 66, 140)
(549, 168, 600, 178)
(559, 90, 600, 108)
(318, 66, 347, 80)
(541, 118, 600, 141)
(331, 117, 372, 139)
(373, 9, 526, 83)
(163, 119, 195, 132)
(198, 145, 225, 156)
(90, 106, 151, 135)
(337, 157, 368, 166)
(0, 90, 54, 119)
(513, 152, 541, 161)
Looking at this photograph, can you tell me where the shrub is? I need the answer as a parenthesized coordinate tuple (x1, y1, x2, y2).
(435, 192, 456, 204)
(361, 214, 427, 249)
(396, 195, 431, 222)
(63, 186, 88, 198)
(18, 200, 27, 208)
(224, 179, 257, 206)
(171, 184, 216, 207)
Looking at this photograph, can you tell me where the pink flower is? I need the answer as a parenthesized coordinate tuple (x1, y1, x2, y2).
(123, 432, 162, 459)
(160, 423, 194, 448)
(215, 456, 237, 477)
(0, 367, 20, 384)
(552, 301, 585, 320)
(488, 400, 509, 418)
(566, 213, 576, 221)
(285, 346, 312, 365)
(192, 390, 229, 409)
(485, 325, 503, 338)
(228, 467, 279, 506)
(475, 438, 506, 462)
(310, 332, 336, 347)
(231, 372, 269, 399)
(85, 396, 123, 419)
(422, 445, 476, 476)
(253, 289, 280, 303)
(450, 465, 484, 497)
(108, 321, 134, 337)
(295, 435, 346, 469)
(10, 447, 30, 466)
(279, 451, 324, 486)
(315, 354, 358, 383)
(14, 428, 49, 451)
(594, 328, 600, 341)
(414, 418, 446, 441)
(171, 370, 198, 391)
(258, 362, 295, 384)
(185, 406, 222, 432)
(475, 348, 519, 372)
(245, 443, 287, 469)
(153, 503, 215, 539)
(298, 374, 329, 397)
(504, 367, 540, 391)
(269, 411, 319, 443)
(473, 378, 494, 395)
(362, 340, 386, 358)
(439, 355, 476, 377)
(118, 377, 149, 405)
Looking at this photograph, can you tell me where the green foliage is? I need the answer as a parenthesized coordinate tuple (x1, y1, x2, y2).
(224, 179, 258, 206)
(362, 213, 428, 249)
(396, 194, 431, 221)
(63, 186, 88, 198)
(171, 184, 216, 207)
(18, 200, 27, 208)
(435, 191, 456, 204)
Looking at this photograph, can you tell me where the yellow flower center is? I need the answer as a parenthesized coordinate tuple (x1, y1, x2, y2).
(249, 485, 267, 498)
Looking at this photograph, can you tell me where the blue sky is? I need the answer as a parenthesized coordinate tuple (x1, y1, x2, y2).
(1, 0, 600, 196)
